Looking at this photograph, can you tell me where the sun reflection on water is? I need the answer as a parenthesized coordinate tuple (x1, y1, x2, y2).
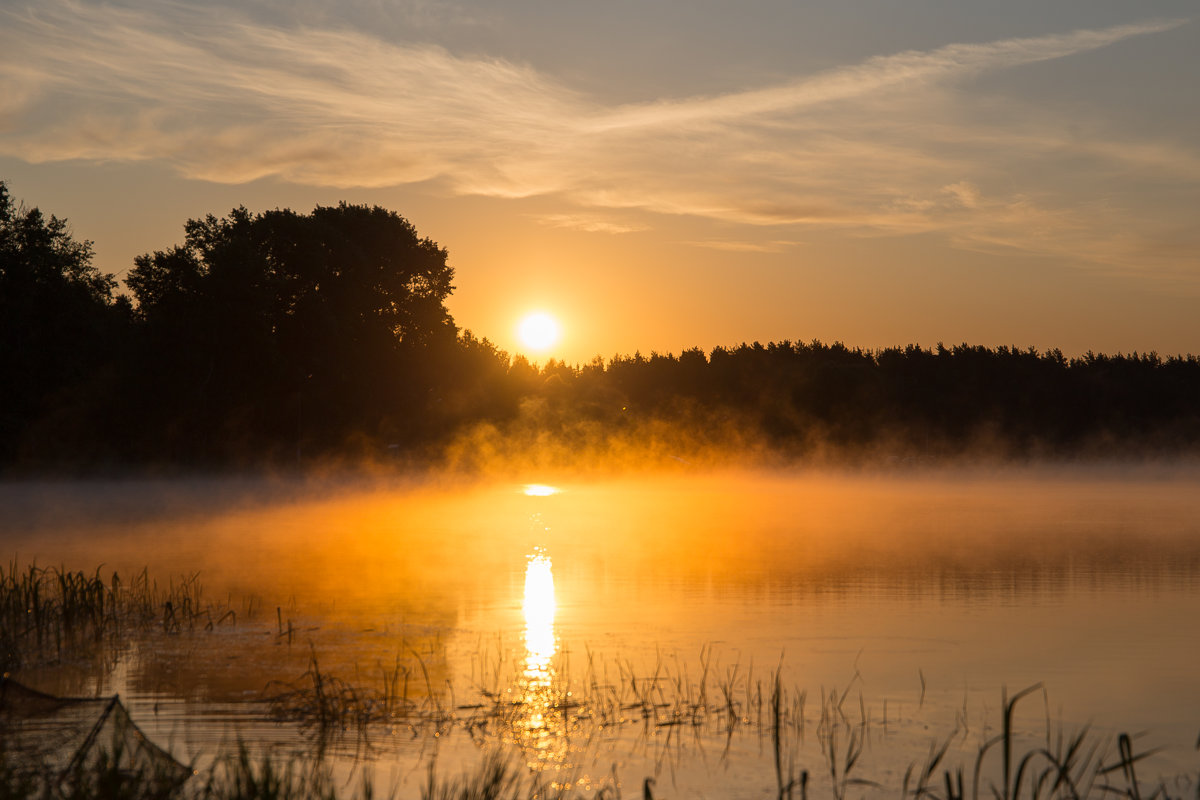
(517, 547, 568, 773)
(523, 484, 560, 497)
(523, 549, 557, 665)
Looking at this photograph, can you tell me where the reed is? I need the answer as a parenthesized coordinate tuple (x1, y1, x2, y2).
(4, 670, 1197, 800)
(4, 717, 1189, 800)
(198, 743, 341, 800)
(1, 561, 235, 672)
(245, 636, 1192, 800)
(419, 750, 625, 800)
(265, 646, 384, 737)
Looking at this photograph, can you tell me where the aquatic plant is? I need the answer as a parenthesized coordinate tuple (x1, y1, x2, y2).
(198, 743, 341, 800)
(265, 647, 387, 737)
(1, 562, 235, 672)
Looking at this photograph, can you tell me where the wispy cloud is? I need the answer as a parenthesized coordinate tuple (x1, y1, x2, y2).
(588, 20, 1186, 132)
(681, 240, 804, 254)
(0, 0, 1194, 274)
(535, 213, 649, 235)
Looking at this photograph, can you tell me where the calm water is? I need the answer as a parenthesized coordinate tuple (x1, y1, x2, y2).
(3, 467, 1199, 797)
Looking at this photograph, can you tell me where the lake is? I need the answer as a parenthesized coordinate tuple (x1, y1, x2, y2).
(2, 465, 1199, 798)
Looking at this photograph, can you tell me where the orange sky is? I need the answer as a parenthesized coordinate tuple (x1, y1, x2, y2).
(1, 1, 1197, 363)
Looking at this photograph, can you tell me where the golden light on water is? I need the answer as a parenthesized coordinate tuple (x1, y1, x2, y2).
(517, 547, 567, 771)
(523, 549, 557, 666)
(523, 483, 560, 497)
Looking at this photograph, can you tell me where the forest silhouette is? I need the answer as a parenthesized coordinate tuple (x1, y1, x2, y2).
(2, 180, 1198, 473)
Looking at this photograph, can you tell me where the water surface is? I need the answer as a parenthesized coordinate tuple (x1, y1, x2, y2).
(3, 467, 1198, 797)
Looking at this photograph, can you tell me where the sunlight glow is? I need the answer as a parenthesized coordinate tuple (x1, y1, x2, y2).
(517, 312, 561, 352)
(523, 484, 560, 497)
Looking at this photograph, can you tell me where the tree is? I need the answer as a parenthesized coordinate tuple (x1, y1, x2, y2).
(0, 181, 129, 464)
(126, 202, 458, 458)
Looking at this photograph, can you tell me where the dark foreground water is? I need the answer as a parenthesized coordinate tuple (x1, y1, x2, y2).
(3, 466, 1199, 798)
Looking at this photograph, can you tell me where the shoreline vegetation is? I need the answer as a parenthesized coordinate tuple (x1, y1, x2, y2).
(3, 564, 1198, 799)
(3, 180, 1200, 476)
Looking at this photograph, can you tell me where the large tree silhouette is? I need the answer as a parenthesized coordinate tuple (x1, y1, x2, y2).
(126, 203, 457, 459)
(0, 181, 129, 464)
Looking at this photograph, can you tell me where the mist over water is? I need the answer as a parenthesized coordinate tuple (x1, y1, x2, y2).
(3, 464, 1199, 794)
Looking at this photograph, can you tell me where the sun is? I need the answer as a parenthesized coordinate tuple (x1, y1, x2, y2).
(517, 312, 561, 352)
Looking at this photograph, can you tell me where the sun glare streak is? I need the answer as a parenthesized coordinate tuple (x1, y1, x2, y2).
(523, 484, 560, 497)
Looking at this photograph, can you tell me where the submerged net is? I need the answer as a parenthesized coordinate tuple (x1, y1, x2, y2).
(0, 676, 192, 793)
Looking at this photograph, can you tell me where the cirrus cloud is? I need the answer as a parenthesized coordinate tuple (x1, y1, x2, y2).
(0, 0, 1195, 275)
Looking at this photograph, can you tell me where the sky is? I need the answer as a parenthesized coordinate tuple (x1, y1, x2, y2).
(1, 0, 1197, 364)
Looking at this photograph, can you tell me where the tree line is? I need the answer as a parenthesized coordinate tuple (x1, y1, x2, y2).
(2, 180, 1197, 472)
